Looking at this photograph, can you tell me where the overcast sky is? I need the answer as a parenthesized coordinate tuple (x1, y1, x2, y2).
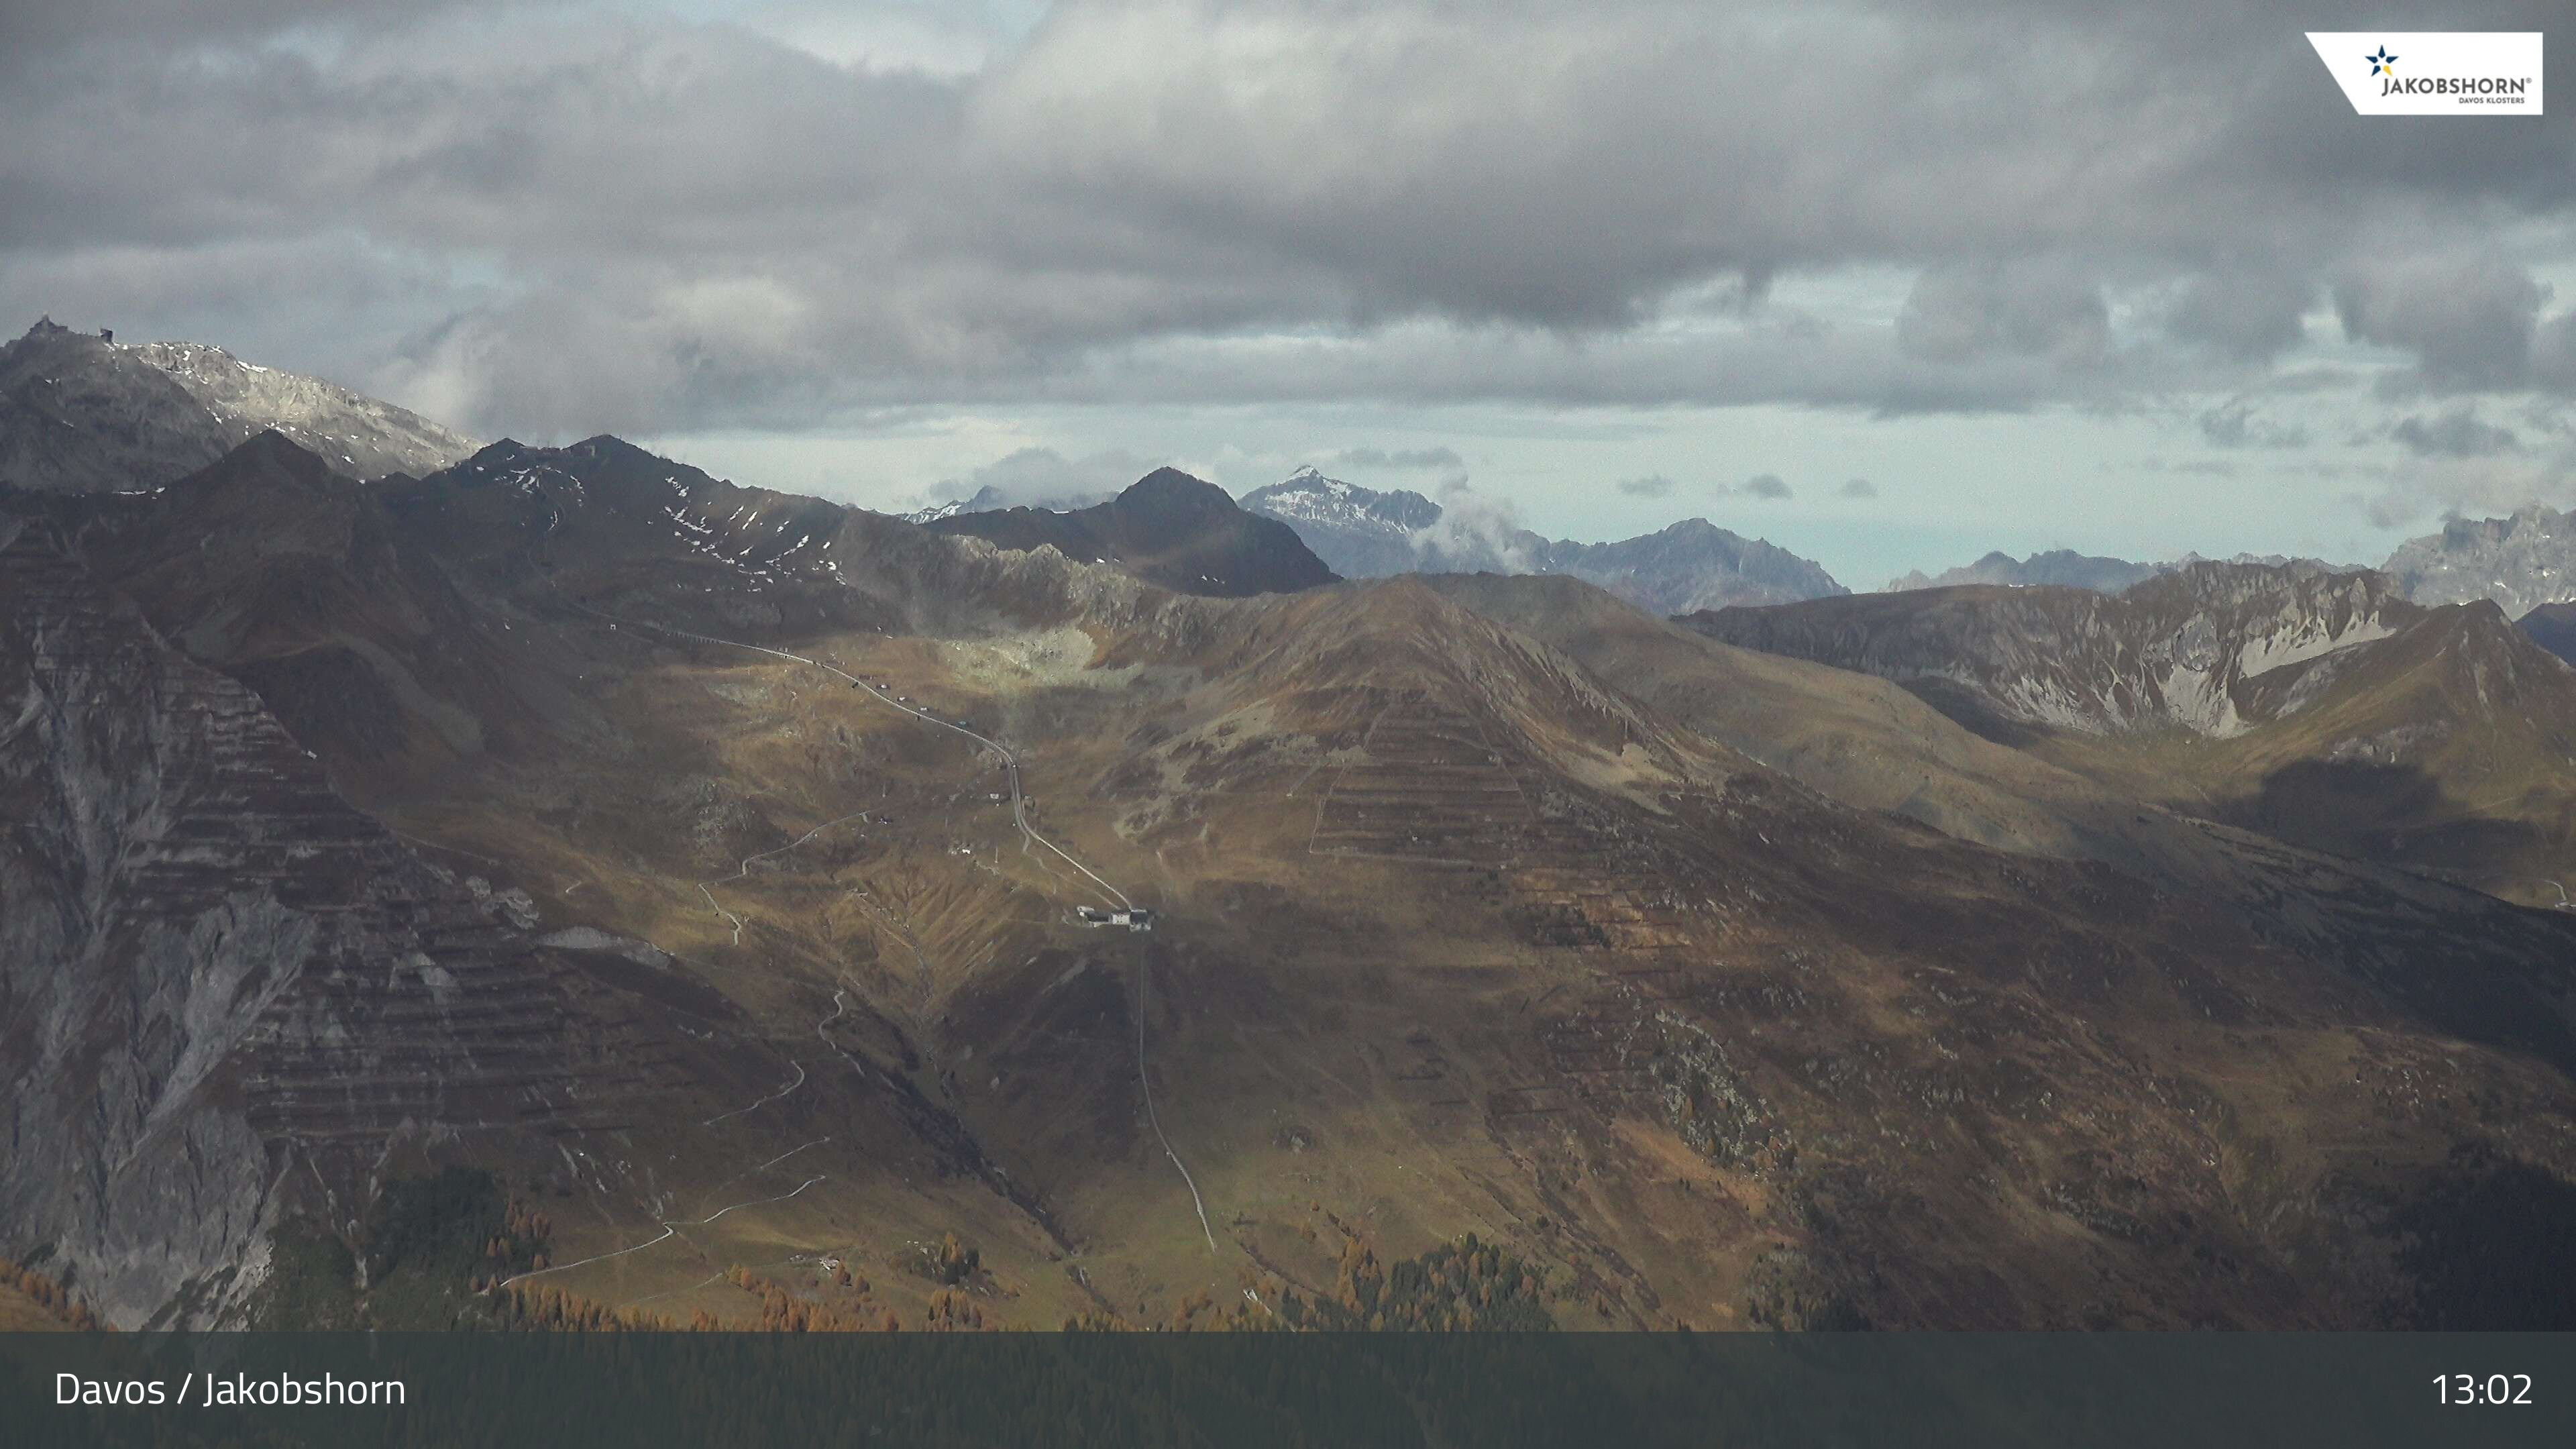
(5, 1, 2571, 586)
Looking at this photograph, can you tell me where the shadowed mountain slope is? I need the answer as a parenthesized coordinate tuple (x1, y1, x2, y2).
(2523, 601, 2576, 666)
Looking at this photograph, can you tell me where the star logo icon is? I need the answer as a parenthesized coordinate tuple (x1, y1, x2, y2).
(2367, 46, 2398, 76)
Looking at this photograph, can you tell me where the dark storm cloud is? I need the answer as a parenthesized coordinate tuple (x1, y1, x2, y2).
(2333, 251, 2553, 392)
(1, 0, 2571, 435)
(2392, 409, 2520, 459)
(934, 446, 1151, 508)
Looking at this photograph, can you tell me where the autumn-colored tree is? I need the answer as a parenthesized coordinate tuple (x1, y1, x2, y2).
(719, 1265, 871, 1331)
(930, 1232, 981, 1285)
(0, 1257, 103, 1331)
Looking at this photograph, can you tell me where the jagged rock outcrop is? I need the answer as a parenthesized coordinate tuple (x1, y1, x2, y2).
(0, 318, 475, 494)
(2383, 504, 2576, 616)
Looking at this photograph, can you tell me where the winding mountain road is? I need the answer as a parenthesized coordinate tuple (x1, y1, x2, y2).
(543, 579, 1218, 1262)
(498, 1175, 830, 1291)
(554, 582, 1129, 910)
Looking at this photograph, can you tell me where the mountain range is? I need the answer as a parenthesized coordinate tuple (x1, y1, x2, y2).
(1884, 549, 2173, 594)
(1894, 514, 2576, 625)
(1236, 466, 1848, 614)
(7, 334, 2576, 1335)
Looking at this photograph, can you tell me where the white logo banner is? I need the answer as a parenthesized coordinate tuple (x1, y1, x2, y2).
(2305, 32, 2543, 115)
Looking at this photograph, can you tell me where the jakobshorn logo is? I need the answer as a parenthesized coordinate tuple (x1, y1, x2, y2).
(2305, 32, 2543, 114)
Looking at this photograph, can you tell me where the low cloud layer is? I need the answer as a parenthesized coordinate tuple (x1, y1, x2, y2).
(928, 445, 1155, 510)
(2334, 251, 2559, 394)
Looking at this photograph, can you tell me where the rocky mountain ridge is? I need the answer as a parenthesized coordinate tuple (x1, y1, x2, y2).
(1691, 561, 2420, 738)
(1885, 548, 2170, 594)
(0, 319, 476, 495)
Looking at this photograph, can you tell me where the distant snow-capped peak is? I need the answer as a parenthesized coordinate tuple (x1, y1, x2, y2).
(1241, 469, 1426, 537)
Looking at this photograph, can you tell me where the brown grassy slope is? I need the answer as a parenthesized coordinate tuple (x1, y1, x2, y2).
(1419, 572, 2200, 869)
(849, 575, 2576, 1328)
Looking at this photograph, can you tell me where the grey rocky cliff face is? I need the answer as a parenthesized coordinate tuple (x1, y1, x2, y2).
(123, 339, 476, 482)
(0, 320, 476, 494)
(0, 520, 585, 1325)
(2382, 504, 2576, 616)
(1688, 561, 2418, 738)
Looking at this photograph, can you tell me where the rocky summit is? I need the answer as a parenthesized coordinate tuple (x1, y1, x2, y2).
(0, 319, 476, 496)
